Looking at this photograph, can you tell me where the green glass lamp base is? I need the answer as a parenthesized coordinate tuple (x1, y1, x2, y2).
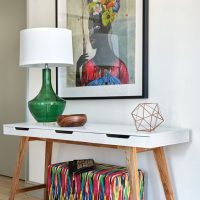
(28, 68, 66, 122)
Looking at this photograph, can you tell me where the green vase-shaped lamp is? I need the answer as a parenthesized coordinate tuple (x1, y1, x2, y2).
(28, 67, 66, 122)
(19, 28, 73, 122)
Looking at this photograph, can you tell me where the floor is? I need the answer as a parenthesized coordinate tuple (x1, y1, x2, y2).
(0, 176, 41, 200)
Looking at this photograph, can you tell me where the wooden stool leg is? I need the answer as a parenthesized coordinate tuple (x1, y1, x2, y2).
(44, 140, 53, 200)
(126, 147, 140, 200)
(153, 147, 174, 200)
(9, 136, 29, 200)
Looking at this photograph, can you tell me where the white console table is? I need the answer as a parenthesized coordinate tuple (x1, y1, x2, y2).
(3, 122, 190, 200)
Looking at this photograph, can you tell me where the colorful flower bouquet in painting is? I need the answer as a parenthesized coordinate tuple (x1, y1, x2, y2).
(48, 162, 144, 200)
(88, 0, 120, 26)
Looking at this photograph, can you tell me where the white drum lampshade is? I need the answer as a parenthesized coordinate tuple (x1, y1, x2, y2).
(20, 27, 73, 67)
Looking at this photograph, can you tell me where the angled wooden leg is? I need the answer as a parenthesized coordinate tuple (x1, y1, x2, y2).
(9, 136, 29, 200)
(44, 140, 53, 200)
(126, 147, 140, 200)
(153, 147, 174, 200)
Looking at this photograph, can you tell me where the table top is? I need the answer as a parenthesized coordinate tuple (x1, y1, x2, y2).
(3, 122, 190, 148)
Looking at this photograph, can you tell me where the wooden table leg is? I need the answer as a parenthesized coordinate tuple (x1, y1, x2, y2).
(44, 140, 53, 200)
(126, 147, 140, 200)
(153, 147, 174, 200)
(9, 136, 29, 200)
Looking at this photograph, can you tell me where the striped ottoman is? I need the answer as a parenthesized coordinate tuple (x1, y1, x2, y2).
(48, 162, 144, 200)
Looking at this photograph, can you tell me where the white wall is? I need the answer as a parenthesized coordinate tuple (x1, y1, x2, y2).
(0, 0, 26, 177)
(28, 0, 200, 199)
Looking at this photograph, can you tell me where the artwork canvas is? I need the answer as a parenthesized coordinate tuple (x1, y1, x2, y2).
(57, 0, 148, 99)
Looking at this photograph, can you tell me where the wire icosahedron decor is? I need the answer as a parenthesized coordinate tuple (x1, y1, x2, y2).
(131, 103, 164, 132)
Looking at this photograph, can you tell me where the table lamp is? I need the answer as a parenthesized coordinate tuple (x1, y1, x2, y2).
(19, 28, 73, 122)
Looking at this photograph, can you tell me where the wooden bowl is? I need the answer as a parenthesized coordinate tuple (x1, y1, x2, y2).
(57, 114, 87, 127)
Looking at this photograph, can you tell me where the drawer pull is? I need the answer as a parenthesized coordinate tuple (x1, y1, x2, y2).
(55, 130, 73, 134)
(106, 134, 130, 139)
(15, 127, 29, 131)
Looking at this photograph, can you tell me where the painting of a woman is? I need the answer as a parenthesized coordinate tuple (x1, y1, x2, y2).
(76, 0, 129, 86)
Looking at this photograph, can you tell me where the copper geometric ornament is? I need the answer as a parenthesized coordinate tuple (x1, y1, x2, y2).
(131, 103, 164, 132)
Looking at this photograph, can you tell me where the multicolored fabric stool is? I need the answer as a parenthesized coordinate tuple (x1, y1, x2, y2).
(48, 162, 144, 200)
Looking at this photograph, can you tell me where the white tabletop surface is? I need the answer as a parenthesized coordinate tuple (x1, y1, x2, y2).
(3, 122, 190, 148)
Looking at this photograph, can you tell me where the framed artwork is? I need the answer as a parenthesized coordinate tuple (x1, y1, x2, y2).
(56, 0, 148, 99)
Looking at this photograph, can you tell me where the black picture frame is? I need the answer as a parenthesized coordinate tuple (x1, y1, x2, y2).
(56, 0, 149, 99)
